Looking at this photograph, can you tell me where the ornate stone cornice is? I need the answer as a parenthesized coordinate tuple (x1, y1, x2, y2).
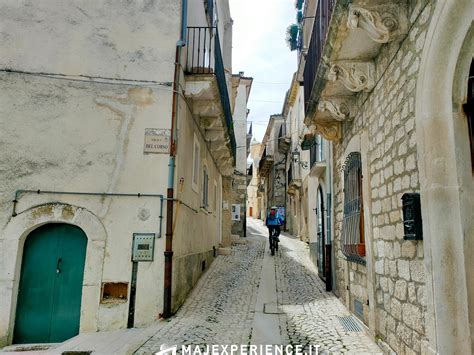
(347, 4, 408, 43)
(328, 61, 375, 92)
(318, 97, 356, 121)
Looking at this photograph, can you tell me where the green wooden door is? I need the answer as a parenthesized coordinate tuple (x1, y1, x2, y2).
(14, 223, 87, 344)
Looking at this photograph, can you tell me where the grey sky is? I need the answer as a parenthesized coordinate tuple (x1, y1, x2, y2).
(229, 0, 297, 143)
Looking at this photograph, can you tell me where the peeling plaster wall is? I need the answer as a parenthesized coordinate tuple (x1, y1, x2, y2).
(0, 0, 179, 345)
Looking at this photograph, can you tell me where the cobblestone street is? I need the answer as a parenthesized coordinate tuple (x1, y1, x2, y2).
(135, 218, 381, 354)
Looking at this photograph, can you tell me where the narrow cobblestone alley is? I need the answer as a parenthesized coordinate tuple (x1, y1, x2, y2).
(135, 218, 381, 354)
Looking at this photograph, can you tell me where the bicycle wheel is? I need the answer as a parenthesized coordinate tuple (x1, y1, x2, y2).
(270, 232, 275, 256)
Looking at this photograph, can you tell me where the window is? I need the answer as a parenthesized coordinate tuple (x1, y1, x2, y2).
(192, 134, 200, 192)
(341, 152, 366, 264)
(202, 165, 209, 209)
(463, 60, 474, 171)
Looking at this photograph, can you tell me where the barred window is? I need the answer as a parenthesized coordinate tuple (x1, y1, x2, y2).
(341, 152, 366, 264)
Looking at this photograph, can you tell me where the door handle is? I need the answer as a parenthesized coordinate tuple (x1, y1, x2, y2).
(56, 258, 62, 274)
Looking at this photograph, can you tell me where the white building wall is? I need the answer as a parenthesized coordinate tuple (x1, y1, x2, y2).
(0, 0, 237, 345)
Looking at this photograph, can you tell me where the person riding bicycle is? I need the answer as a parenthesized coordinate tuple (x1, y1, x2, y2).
(265, 206, 284, 243)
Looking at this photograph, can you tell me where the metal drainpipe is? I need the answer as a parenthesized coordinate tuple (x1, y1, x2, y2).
(163, 0, 187, 319)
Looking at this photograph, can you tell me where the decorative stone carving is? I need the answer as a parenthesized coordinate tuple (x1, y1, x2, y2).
(328, 61, 375, 92)
(204, 129, 225, 142)
(347, 4, 408, 43)
(318, 98, 356, 121)
(314, 120, 341, 141)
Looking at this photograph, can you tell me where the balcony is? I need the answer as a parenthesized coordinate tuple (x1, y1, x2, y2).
(246, 164, 253, 186)
(303, 0, 408, 141)
(277, 125, 291, 154)
(287, 164, 302, 195)
(278, 136, 291, 154)
(184, 26, 236, 176)
(258, 148, 274, 178)
(309, 135, 326, 178)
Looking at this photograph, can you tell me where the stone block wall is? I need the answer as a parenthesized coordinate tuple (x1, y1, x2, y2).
(231, 174, 247, 237)
(332, 1, 435, 353)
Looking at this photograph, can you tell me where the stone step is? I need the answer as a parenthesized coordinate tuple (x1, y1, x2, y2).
(231, 234, 247, 245)
(217, 247, 232, 255)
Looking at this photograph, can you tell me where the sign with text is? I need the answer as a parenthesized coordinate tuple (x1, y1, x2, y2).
(144, 128, 171, 154)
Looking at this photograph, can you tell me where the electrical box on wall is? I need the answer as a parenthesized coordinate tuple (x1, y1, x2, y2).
(401, 193, 423, 240)
(132, 233, 155, 262)
(231, 204, 241, 221)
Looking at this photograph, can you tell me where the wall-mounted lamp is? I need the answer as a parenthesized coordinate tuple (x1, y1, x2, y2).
(292, 150, 309, 169)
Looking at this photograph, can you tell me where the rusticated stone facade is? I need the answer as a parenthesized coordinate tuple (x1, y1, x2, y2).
(332, 1, 435, 354)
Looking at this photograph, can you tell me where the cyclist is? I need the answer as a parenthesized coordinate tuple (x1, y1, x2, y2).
(265, 206, 284, 245)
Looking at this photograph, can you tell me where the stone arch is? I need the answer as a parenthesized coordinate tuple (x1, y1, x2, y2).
(415, 1, 473, 353)
(0, 203, 107, 345)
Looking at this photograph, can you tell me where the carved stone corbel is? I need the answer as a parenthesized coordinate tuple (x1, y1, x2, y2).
(314, 120, 341, 142)
(347, 4, 408, 43)
(328, 61, 375, 92)
(318, 97, 356, 121)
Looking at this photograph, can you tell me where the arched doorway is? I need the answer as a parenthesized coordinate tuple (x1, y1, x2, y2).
(13, 223, 88, 344)
(415, 1, 473, 352)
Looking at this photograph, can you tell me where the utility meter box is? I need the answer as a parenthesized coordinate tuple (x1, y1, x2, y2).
(132, 233, 155, 262)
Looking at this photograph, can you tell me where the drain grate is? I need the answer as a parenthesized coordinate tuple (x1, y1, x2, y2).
(337, 316, 363, 332)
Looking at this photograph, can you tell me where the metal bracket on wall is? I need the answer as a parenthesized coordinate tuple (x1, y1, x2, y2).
(12, 189, 165, 238)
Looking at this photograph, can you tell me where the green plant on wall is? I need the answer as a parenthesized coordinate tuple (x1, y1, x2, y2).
(297, 10, 303, 23)
(295, 0, 304, 10)
(286, 24, 299, 51)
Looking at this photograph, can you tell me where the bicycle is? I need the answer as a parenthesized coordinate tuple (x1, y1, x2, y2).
(269, 227, 280, 256)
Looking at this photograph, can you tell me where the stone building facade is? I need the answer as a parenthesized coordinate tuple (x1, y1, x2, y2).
(301, 0, 473, 354)
(257, 115, 286, 219)
(229, 74, 253, 238)
(247, 140, 262, 219)
(331, 3, 432, 351)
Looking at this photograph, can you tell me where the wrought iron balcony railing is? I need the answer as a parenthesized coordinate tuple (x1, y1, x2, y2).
(185, 26, 236, 160)
(303, 0, 336, 111)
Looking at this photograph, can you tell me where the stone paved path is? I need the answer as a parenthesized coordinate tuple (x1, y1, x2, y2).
(135, 218, 382, 354)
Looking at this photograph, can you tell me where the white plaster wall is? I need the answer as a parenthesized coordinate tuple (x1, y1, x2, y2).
(0, 0, 180, 343)
(173, 99, 222, 257)
(0, 75, 173, 337)
(0, 0, 180, 82)
(187, 0, 208, 27)
(234, 83, 249, 174)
